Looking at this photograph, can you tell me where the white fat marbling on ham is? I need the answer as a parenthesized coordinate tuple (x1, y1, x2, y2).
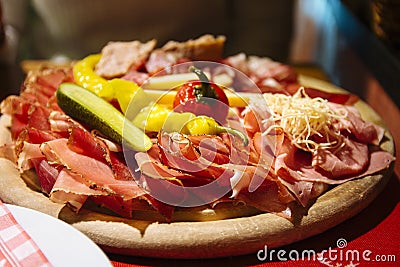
(145, 50, 180, 75)
(17, 142, 42, 171)
(121, 68, 150, 85)
(48, 111, 78, 134)
(95, 39, 157, 78)
(277, 177, 314, 207)
(223, 53, 298, 93)
(51, 168, 107, 196)
(50, 168, 104, 211)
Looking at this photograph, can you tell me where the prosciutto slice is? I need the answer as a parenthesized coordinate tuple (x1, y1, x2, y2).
(223, 53, 297, 93)
(40, 138, 146, 200)
(275, 139, 395, 186)
(50, 168, 107, 211)
(135, 144, 211, 183)
(31, 158, 59, 195)
(331, 104, 385, 145)
(95, 39, 157, 78)
(158, 132, 232, 179)
(17, 142, 43, 171)
(234, 180, 295, 215)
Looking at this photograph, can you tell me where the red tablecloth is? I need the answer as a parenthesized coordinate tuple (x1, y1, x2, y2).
(108, 174, 399, 267)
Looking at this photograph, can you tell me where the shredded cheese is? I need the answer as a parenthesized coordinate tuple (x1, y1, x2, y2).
(262, 88, 347, 153)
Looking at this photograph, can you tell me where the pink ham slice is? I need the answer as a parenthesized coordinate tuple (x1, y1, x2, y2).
(331, 104, 385, 145)
(224, 54, 359, 104)
(135, 144, 210, 183)
(40, 138, 146, 200)
(26, 128, 59, 143)
(223, 53, 298, 93)
(48, 111, 79, 136)
(52, 168, 108, 196)
(145, 50, 181, 75)
(31, 158, 59, 195)
(276, 140, 395, 186)
(67, 126, 108, 164)
(234, 180, 295, 216)
(158, 133, 232, 179)
(273, 135, 395, 206)
(121, 68, 149, 85)
(312, 138, 369, 177)
(67, 126, 136, 181)
(50, 168, 108, 211)
(17, 142, 43, 171)
(95, 39, 157, 78)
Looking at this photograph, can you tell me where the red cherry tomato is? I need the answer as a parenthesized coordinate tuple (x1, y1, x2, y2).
(173, 66, 229, 123)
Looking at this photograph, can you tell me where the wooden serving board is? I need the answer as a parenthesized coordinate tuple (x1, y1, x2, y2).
(0, 76, 394, 259)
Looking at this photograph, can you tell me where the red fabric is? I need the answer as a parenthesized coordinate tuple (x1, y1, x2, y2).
(0, 201, 53, 267)
(109, 174, 400, 267)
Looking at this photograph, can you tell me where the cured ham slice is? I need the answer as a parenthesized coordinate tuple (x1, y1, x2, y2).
(95, 39, 157, 78)
(140, 194, 175, 221)
(121, 68, 149, 85)
(145, 50, 181, 75)
(26, 128, 59, 143)
(225, 54, 359, 105)
(158, 133, 232, 179)
(50, 190, 88, 212)
(91, 195, 134, 219)
(135, 144, 210, 182)
(234, 180, 294, 214)
(31, 158, 59, 195)
(223, 53, 297, 93)
(52, 168, 105, 197)
(35, 69, 74, 89)
(17, 142, 42, 171)
(109, 151, 136, 181)
(67, 126, 108, 164)
(50, 168, 107, 211)
(40, 138, 146, 200)
(49, 111, 78, 136)
(28, 105, 52, 131)
(312, 138, 369, 177)
(187, 135, 230, 165)
(1, 69, 73, 141)
(331, 104, 385, 145)
(22, 69, 74, 102)
(36, 70, 71, 92)
(67, 126, 135, 181)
